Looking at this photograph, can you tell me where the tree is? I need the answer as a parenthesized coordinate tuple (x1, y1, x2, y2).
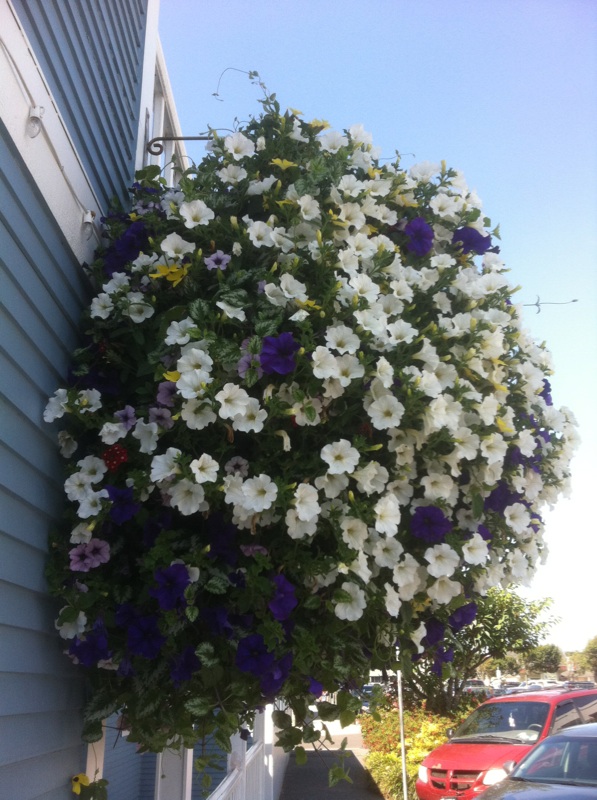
(401, 589, 555, 713)
(524, 644, 562, 675)
(583, 636, 597, 680)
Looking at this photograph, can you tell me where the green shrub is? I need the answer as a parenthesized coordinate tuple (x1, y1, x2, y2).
(361, 703, 473, 799)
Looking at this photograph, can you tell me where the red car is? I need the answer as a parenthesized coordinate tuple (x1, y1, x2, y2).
(416, 687, 597, 800)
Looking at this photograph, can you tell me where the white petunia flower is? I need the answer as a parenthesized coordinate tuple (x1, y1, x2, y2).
(190, 453, 219, 484)
(319, 130, 349, 153)
(340, 517, 368, 549)
(56, 609, 87, 639)
(294, 484, 321, 522)
(480, 433, 508, 465)
(90, 293, 114, 319)
(411, 622, 427, 654)
(215, 383, 251, 419)
(314, 472, 349, 499)
(320, 439, 360, 474)
(334, 581, 366, 620)
(242, 474, 278, 512)
(169, 479, 206, 515)
(393, 554, 423, 600)
(64, 472, 94, 502)
(335, 354, 365, 387)
(285, 508, 317, 539)
(217, 164, 248, 184)
(384, 583, 402, 617)
(160, 232, 195, 259)
(373, 536, 404, 569)
(462, 533, 489, 566)
(325, 324, 360, 355)
(298, 194, 320, 220)
(353, 461, 389, 495)
(132, 420, 159, 453)
(224, 131, 255, 160)
(367, 394, 405, 430)
(165, 317, 196, 346)
(424, 543, 460, 578)
(179, 199, 214, 228)
(373, 493, 401, 535)
(246, 219, 273, 248)
(70, 523, 93, 544)
(232, 398, 267, 432)
(77, 489, 109, 518)
(421, 472, 456, 503)
(181, 400, 216, 431)
(150, 447, 182, 482)
(312, 346, 339, 380)
(44, 388, 69, 422)
(216, 300, 246, 321)
(123, 292, 154, 323)
(76, 456, 107, 484)
(427, 576, 461, 604)
(504, 503, 531, 536)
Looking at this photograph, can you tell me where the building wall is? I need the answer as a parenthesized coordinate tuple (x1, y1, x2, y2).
(11, 0, 149, 209)
(0, 0, 153, 796)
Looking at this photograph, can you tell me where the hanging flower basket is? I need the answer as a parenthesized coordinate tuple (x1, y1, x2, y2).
(45, 89, 577, 758)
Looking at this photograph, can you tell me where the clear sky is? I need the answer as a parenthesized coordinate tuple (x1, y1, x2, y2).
(158, 0, 597, 653)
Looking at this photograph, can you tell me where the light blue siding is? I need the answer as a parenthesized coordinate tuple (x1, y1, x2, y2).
(12, 0, 149, 209)
(0, 121, 88, 799)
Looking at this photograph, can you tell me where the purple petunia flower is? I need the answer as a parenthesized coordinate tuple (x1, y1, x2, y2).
(69, 543, 94, 572)
(170, 646, 201, 686)
(477, 524, 492, 541)
(148, 406, 174, 430)
(69, 622, 110, 667)
(268, 574, 298, 621)
(149, 563, 191, 610)
(236, 633, 275, 676)
(204, 250, 231, 271)
(84, 538, 111, 569)
(127, 615, 166, 659)
(114, 405, 137, 430)
(308, 677, 324, 697)
(156, 381, 177, 407)
(448, 602, 478, 632)
(410, 505, 452, 543)
(540, 379, 553, 406)
(260, 652, 293, 697)
(106, 485, 141, 525)
(484, 482, 522, 514)
(452, 227, 493, 255)
(237, 351, 263, 380)
(431, 646, 454, 676)
(404, 217, 434, 256)
(260, 332, 300, 375)
(421, 618, 445, 648)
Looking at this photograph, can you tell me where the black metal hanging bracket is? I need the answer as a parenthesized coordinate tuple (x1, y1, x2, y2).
(146, 135, 213, 156)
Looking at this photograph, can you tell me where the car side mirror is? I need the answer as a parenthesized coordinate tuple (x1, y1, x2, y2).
(503, 760, 516, 775)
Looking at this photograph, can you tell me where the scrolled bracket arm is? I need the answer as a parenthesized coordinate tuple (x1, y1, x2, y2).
(146, 135, 213, 156)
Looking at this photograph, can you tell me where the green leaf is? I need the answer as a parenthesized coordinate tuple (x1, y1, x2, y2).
(295, 746, 308, 765)
(339, 710, 356, 728)
(184, 697, 213, 716)
(315, 701, 339, 721)
(185, 605, 199, 622)
(329, 763, 353, 787)
(272, 710, 293, 729)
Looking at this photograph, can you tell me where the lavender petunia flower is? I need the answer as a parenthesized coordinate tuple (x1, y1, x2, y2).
(149, 406, 174, 429)
(410, 505, 452, 543)
(84, 538, 111, 569)
(204, 250, 231, 271)
(156, 381, 177, 407)
(404, 217, 434, 256)
(260, 332, 300, 375)
(69, 543, 94, 572)
(114, 405, 137, 430)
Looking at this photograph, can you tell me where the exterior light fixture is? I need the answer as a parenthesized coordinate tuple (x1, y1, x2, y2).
(82, 210, 96, 239)
(26, 105, 44, 138)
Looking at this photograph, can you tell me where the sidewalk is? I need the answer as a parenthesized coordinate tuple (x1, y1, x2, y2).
(278, 720, 384, 799)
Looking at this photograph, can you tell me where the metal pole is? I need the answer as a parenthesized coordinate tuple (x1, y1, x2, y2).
(397, 668, 409, 799)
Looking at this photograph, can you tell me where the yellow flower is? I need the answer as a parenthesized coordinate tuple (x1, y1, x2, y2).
(72, 774, 90, 795)
(149, 263, 189, 286)
(309, 118, 330, 130)
(496, 416, 514, 434)
(288, 107, 303, 116)
(163, 370, 180, 382)
(270, 158, 297, 170)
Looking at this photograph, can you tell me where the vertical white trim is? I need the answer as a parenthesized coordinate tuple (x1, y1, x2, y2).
(85, 725, 107, 783)
(154, 746, 193, 800)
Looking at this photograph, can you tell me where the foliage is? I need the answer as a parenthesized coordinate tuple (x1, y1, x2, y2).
(361, 703, 473, 799)
(71, 774, 108, 799)
(583, 637, 597, 679)
(44, 80, 577, 762)
(485, 653, 522, 676)
(401, 589, 554, 712)
(524, 643, 562, 674)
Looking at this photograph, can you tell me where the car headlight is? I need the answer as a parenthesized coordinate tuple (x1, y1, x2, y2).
(418, 766, 429, 783)
(482, 768, 507, 786)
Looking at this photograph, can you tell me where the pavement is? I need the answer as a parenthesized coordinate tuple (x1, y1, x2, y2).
(278, 720, 384, 799)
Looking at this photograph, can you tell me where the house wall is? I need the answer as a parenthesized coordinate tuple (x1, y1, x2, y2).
(11, 0, 150, 209)
(0, 1, 154, 796)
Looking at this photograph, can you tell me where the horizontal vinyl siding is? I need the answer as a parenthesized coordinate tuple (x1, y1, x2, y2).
(0, 122, 89, 799)
(12, 0, 149, 209)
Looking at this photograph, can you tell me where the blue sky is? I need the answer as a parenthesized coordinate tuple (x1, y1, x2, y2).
(159, 0, 597, 653)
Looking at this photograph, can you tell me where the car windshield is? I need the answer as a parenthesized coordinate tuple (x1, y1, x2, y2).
(452, 701, 549, 743)
(513, 737, 597, 784)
